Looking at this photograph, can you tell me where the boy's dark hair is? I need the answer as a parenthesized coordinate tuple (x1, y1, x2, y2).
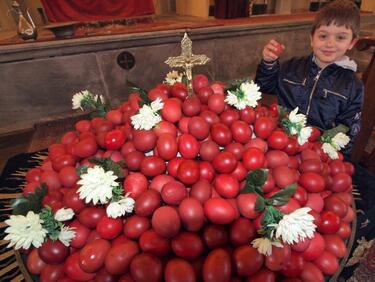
(311, 0, 360, 38)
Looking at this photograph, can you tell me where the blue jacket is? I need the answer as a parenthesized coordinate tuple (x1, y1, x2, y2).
(255, 53, 364, 153)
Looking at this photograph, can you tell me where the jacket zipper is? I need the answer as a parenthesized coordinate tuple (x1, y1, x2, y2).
(323, 89, 348, 100)
(306, 70, 322, 116)
(283, 78, 307, 86)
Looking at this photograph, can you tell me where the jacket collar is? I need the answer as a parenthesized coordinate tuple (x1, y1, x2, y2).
(310, 53, 357, 72)
(333, 56, 357, 72)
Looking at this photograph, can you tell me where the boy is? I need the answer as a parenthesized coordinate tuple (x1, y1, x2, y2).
(255, 0, 364, 154)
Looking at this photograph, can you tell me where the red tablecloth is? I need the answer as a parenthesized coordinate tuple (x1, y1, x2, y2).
(41, 0, 155, 23)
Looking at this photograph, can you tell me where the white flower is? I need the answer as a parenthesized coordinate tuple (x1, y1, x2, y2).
(225, 81, 262, 110)
(298, 126, 312, 145)
(286, 108, 311, 145)
(321, 132, 349, 160)
(225, 91, 240, 108)
(332, 132, 350, 149)
(251, 237, 283, 256)
(72, 90, 93, 110)
(58, 225, 76, 247)
(273, 207, 316, 245)
(322, 142, 339, 159)
(54, 208, 74, 222)
(289, 126, 298, 136)
(150, 98, 164, 112)
(4, 211, 47, 250)
(164, 70, 183, 85)
(77, 165, 118, 205)
(72, 92, 85, 110)
(288, 107, 306, 124)
(131, 98, 164, 130)
(106, 196, 135, 218)
(94, 94, 105, 104)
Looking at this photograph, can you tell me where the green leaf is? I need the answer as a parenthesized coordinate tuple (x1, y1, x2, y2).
(11, 184, 47, 215)
(262, 206, 281, 226)
(321, 124, 349, 138)
(239, 183, 255, 194)
(261, 205, 285, 238)
(89, 101, 109, 118)
(255, 185, 265, 197)
(224, 77, 253, 93)
(127, 83, 150, 106)
(104, 99, 112, 112)
(269, 183, 297, 206)
(281, 118, 293, 135)
(11, 198, 32, 216)
(89, 158, 125, 178)
(255, 196, 265, 212)
(76, 165, 89, 176)
(111, 185, 124, 202)
(277, 105, 289, 121)
(246, 169, 268, 187)
(39, 206, 62, 240)
(104, 159, 125, 178)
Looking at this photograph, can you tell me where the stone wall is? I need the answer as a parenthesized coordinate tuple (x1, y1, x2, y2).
(1, 14, 374, 135)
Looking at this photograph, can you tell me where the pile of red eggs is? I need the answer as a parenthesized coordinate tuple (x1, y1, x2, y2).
(22, 74, 354, 282)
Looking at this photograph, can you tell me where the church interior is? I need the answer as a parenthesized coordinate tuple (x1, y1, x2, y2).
(1, 0, 375, 281)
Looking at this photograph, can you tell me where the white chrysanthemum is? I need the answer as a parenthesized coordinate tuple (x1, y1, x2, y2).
(58, 225, 76, 247)
(94, 94, 105, 104)
(251, 237, 283, 256)
(100, 95, 105, 103)
(298, 126, 312, 145)
(72, 90, 93, 110)
(274, 207, 316, 245)
(4, 211, 47, 250)
(72, 93, 85, 110)
(225, 81, 262, 110)
(286, 108, 311, 145)
(164, 70, 183, 85)
(332, 132, 350, 149)
(106, 196, 135, 218)
(288, 107, 306, 124)
(131, 99, 164, 130)
(225, 91, 240, 108)
(77, 165, 118, 205)
(322, 142, 339, 159)
(54, 208, 74, 222)
(150, 98, 164, 112)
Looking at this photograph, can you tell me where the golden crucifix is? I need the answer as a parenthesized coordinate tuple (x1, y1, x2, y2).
(165, 32, 210, 93)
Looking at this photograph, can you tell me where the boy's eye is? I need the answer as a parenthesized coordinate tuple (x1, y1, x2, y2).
(337, 35, 348, 41)
(318, 34, 327, 40)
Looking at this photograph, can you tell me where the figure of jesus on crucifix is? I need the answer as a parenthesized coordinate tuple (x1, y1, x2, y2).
(165, 33, 210, 94)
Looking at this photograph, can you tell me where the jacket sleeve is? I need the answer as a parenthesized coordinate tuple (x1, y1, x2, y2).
(255, 59, 281, 95)
(336, 79, 364, 155)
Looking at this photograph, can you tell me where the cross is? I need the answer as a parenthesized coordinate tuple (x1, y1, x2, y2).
(165, 32, 210, 94)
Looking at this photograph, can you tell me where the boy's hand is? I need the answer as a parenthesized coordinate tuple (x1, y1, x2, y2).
(262, 39, 285, 62)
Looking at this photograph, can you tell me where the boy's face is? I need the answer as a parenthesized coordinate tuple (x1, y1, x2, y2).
(310, 24, 357, 68)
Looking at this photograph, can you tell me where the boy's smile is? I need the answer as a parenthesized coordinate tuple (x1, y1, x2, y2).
(310, 24, 357, 68)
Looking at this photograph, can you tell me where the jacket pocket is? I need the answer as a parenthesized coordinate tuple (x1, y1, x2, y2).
(282, 78, 306, 86)
(322, 89, 348, 100)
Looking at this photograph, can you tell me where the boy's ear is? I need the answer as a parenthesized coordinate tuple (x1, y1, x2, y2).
(348, 38, 358, 50)
(310, 34, 313, 48)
